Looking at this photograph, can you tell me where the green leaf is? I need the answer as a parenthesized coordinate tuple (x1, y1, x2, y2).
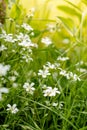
(82, 0, 87, 5)
(64, 0, 82, 12)
(10, 4, 21, 19)
(57, 16, 74, 36)
(57, 5, 81, 19)
(19, 124, 37, 130)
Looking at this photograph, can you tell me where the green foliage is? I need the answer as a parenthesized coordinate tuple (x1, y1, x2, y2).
(0, 0, 87, 130)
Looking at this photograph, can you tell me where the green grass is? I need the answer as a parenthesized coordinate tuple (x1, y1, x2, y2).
(0, 0, 87, 130)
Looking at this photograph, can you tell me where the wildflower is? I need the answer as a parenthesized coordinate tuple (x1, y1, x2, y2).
(46, 24, 55, 32)
(77, 68, 86, 73)
(27, 7, 35, 17)
(52, 102, 58, 107)
(18, 40, 32, 47)
(43, 86, 60, 97)
(38, 68, 51, 78)
(13, 83, 18, 88)
(46, 62, 56, 69)
(23, 82, 35, 95)
(59, 102, 63, 109)
(7, 104, 19, 114)
(62, 38, 70, 44)
(16, 33, 31, 42)
(22, 55, 33, 62)
(73, 74, 81, 81)
(8, 76, 16, 82)
(0, 63, 10, 76)
(59, 69, 81, 81)
(0, 44, 7, 51)
(59, 69, 67, 76)
(41, 37, 52, 46)
(57, 56, 69, 61)
(0, 30, 15, 43)
(21, 23, 33, 31)
(0, 87, 9, 100)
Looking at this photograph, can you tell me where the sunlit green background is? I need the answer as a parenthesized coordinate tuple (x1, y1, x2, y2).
(20, 0, 83, 19)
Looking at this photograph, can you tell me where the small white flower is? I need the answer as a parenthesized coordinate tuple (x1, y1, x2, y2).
(7, 104, 19, 114)
(46, 62, 56, 69)
(38, 68, 51, 78)
(23, 82, 35, 95)
(21, 23, 33, 31)
(77, 68, 86, 73)
(57, 56, 69, 61)
(59, 69, 81, 81)
(13, 83, 18, 88)
(0, 45, 7, 51)
(0, 87, 9, 100)
(59, 69, 67, 76)
(59, 102, 63, 109)
(1, 31, 15, 43)
(27, 7, 35, 17)
(0, 63, 10, 76)
(43, 87, 60, 97)
(46, 24, 55, 32)
(18, 40, 32, 47)
(9, 76, 16, 82)
(52, 102, 58, 107)
(62, 38, 70, 44)
(73, 74, 81, 81)
(41, 37, 52, 46)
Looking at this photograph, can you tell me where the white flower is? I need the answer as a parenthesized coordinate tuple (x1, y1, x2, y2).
(46, 62, 56, 69)
(21, 23, 33, 31)
(0, 45, 7, 51)
(0, 63, 10, 76)
(77, 68, 86, 73)
(16, 33, 30, 42)
(59, 102, 63, 109)
(27, 7, 35, 17)
(52, 102, 58, 107)
(0, 31, 15, 43)
(59, 69, 81, 81)
(13, 83, 18, 88)
(7, 104, 19, 114)
(57, 56, 69, 61)
(18, 40, 32, 47)
(38, 68, 51, 78)
(0, 87, 9, 100)
(62, 38, 70, 44)
(41, 37, 52, 46)
(59, 69, 67, 76)
(73, 74, 81, 81)
(43, 87, 60, 97)
(4, 34, 15, 43)
(9, 76, 16, 82)
(23, 82, 35, 95)
(46, 24, 55, 32)
(22, 55, 33, 62)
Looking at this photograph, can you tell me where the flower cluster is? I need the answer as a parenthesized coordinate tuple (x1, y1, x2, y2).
(59, 69, 81, 81)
